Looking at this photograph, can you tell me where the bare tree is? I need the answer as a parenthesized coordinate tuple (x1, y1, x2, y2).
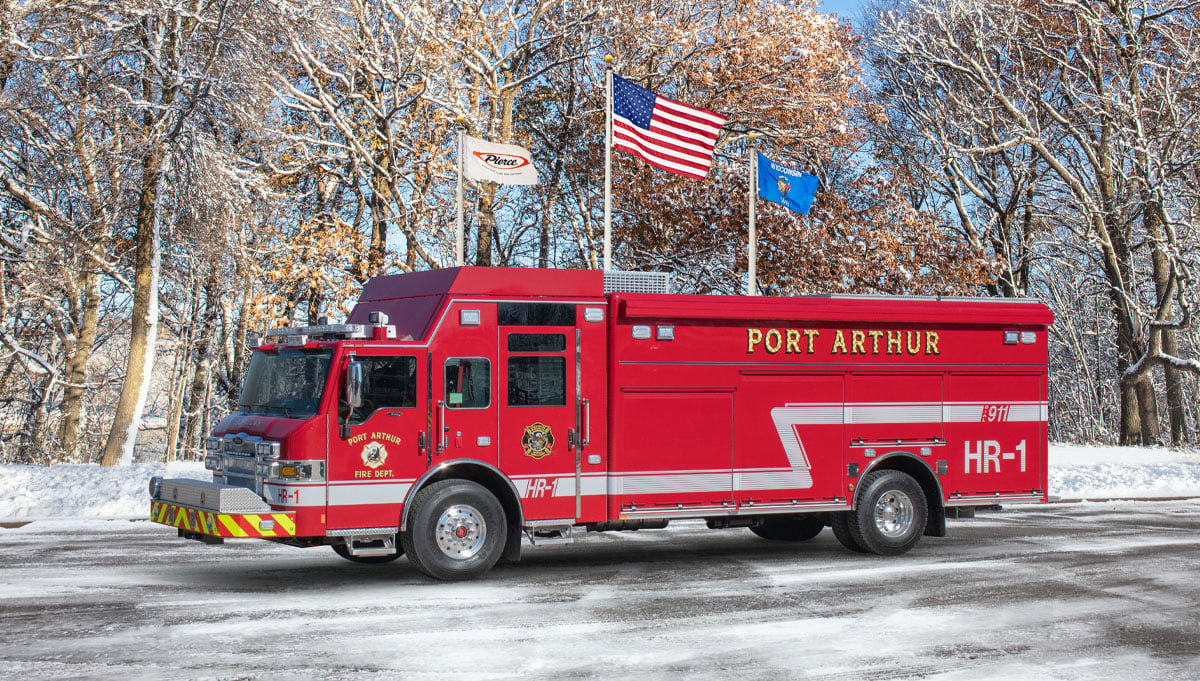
(870, 0, 1200, 444)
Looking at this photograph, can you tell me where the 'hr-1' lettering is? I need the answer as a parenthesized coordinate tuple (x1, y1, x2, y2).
(964, 440, 1027, 473)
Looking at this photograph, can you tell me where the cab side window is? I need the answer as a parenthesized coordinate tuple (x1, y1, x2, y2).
(507, 356, 565, 406)
(348, 356, 416, 425)
(445, 358, 491, 409)
(506, 333, 567, 407)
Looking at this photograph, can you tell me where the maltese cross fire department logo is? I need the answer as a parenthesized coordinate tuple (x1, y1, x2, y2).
(521, 423, 555, 460)
(361, 441, 388, 469)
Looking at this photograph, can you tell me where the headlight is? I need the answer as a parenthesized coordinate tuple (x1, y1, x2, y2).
(204, 453, 223, 471)
(255, 441, 281, 458)
(148, 476, 163, 499)
(205, 437, 222, 452)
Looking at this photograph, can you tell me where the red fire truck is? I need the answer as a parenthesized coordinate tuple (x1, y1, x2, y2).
(149, 267, 1053, 580)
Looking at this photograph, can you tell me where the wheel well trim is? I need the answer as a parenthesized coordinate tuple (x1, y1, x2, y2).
(400, 459, 524, 532)
(857, 451, 945, 509)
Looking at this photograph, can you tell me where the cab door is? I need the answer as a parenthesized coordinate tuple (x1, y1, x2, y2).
(430, 302, 499, 467)
(497, 306, 579, 522)
(326, 350, 425, 530)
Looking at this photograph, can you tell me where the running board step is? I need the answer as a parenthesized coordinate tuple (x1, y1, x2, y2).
(346, 534, 398, 558)
(523, 521, 574, 546)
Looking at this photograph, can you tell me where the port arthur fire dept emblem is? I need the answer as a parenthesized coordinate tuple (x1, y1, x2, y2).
(521, 423, 555, 460)
(361, 441, 388, 469)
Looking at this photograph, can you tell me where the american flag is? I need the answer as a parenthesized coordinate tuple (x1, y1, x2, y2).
(611, 74, 726, 181)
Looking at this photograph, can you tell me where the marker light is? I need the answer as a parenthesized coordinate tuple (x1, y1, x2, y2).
(268, 462, 312, 480)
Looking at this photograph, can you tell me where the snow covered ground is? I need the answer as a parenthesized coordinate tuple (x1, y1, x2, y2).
(2, 444, 1199, 681)
(2, 502, 1199, 680)
(1, 444, 1198, 521)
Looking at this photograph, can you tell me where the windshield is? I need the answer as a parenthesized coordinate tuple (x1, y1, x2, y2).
(238, 348, 333, 418)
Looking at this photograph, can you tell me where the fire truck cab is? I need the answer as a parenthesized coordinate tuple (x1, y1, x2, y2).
(150, 267, 1052, 580)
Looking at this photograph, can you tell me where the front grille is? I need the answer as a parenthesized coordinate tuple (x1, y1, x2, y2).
(221, 435, 260, 456)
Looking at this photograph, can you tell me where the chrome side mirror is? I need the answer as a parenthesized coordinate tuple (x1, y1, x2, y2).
(345, 360, 364, 409)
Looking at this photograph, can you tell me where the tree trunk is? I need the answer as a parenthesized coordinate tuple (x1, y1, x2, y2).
(100, 146, 163, 466)
(163, 348, 186, 461)
(57, 269, 101, 460)
(1145, 204, 1187, 444)
(182, 272, 221, 457)
(475, 183, 497, 266)
(538, 153, 566, 268)
(163, 278, 197, 460)
(1119, 376, 1142, 446)
(1161, 331, 1188, 444)
(19, 374, 54, 464)
(230, 269, 254, 401)
(1135, 375, 1160, 445)
(369, 160, 390, 278)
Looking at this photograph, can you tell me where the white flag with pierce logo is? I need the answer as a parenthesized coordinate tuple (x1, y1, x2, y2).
(462, 135, 538, 185)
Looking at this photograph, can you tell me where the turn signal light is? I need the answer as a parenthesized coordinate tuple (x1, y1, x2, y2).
(268, 462, 312, 480)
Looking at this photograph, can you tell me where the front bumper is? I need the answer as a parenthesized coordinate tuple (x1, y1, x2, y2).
(150, 500, 296, 538)
(149, 478, 295, 539)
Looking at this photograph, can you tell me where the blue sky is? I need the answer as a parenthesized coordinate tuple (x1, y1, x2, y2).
(819, 0, 865, 21)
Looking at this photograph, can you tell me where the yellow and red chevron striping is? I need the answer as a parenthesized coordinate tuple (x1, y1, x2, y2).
(150, 501, 296, 538)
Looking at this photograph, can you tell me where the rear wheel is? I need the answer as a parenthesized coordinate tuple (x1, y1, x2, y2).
(749, 515, 825, 541)
(401, 479, 506, 581)
(331, 542, 403, 564)
(835, 470, 928, 556)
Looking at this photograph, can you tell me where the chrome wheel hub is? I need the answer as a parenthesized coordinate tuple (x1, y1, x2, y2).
(874, 490, 915, 538)
(435, 504, 486, 560)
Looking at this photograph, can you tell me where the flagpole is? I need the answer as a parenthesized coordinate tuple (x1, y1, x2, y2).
(747, 134, 758, 296)
(603, 55, 614, 272)
(455, 117, 465, 267)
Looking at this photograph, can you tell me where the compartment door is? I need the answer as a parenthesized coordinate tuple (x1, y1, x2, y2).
(734, 373, 845, 506)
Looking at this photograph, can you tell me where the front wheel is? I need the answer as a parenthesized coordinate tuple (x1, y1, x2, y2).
(401, 479, 506, 581)
(835, 470, 928, 556)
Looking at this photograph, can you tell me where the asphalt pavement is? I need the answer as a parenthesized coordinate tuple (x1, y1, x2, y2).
(0, 501, 1198, 680)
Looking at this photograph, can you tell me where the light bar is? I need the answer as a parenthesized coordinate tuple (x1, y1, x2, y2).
(267, 323, 369, 339)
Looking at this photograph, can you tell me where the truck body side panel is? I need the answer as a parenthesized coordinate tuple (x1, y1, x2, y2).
(605, 292, 1051, 521)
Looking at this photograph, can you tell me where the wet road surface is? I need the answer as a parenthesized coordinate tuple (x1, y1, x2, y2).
(1, 501, 1198, 680)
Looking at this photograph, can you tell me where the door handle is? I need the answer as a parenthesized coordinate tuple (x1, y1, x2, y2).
(580, 398, 590, 447)
(437, 400, 449, 451)
(567, 428, 577, 451)
(417, 431, 427, 455)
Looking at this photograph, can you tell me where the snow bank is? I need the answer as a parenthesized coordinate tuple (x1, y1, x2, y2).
(1049, 443, 1200, 499)
(1, 445, 1198, 521)
(0, 461, 208, 521)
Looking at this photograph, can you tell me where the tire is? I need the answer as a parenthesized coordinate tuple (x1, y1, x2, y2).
(749, 515, 825, 541)
(331, 542, 403, 564)
(839, 470, 928, 556)
(830, 511, 870, 553)
(401, 479, 507, 581)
